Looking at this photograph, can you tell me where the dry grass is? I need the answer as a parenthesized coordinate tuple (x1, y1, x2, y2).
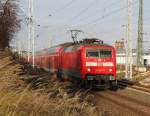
(117, 67, 150, 82)
(132, 71, 150, 82)
(0, 52, 100, 116)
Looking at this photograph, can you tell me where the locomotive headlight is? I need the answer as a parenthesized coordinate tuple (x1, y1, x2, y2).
(87, 68, 91, 72)
(109, 69, 112, 72)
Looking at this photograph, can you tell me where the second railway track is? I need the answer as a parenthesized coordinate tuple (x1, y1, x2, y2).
(118, 79, 150, 94)
(94, 90, 150, 116)
(129, 85, 150, 94)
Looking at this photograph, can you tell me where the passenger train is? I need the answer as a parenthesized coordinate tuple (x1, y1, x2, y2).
(22, 38, 117, 89)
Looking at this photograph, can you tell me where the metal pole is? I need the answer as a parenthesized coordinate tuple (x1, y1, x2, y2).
(122, 25, 128, 79)
(30, 0, 35, 68)
(28, 0, 31, 62)
(127, 0, 133, 80)
(48, 27, 52, 47)
(136, 0, 144, 68)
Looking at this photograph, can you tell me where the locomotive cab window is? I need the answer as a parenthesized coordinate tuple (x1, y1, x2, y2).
(100, 50, 112, 58)
(86, 49, 112, 58)
(86, 49, 99, 58)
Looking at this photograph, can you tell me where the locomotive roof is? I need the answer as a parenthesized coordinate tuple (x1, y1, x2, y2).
(35, 39, 113, 55)
(58, 42, 112, 48)
(52, 38, 113, 48)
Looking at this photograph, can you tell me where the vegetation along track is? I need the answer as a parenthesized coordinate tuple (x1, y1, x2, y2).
(94, 90, 150, 116)
(0, 57, 13, 69)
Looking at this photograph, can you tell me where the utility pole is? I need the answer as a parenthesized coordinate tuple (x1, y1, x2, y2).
(29, 0, 35, 68)
(125, 0, 133, 80)
(69, 30, 83, 43)
(136, 0, 143, 68)
(28, 0, 31, 62)
(48, 28, 52, 47)
(122, 24, 128, 79)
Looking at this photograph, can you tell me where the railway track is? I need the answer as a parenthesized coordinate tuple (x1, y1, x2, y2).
(117, 79, 134, 88)
(129, 85, 150, 94)
(118, 79, 150, 94)
(95, 90, 150, 116)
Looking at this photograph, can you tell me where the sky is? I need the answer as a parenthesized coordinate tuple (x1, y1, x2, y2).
(16, 0, 150, 51)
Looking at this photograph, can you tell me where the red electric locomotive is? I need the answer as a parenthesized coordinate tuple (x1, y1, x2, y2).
(28, 38, 117, 89)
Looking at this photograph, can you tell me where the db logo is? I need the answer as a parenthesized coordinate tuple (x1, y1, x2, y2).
(98, 63, 103, 66)
(98, 59, 101, 62)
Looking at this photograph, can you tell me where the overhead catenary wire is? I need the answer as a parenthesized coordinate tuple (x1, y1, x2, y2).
(62, 0, 123, 30)
(46, 1, 138, 41)
(81, 5, 139, 36)
(51, 0, 76, 15)
(82, 1, 137, 29)
(70, 0, 121, 24)
(67, 0, 138, 30)
(68, 0, 100, 22)
(38, 0, 146, 49)
(42, 1, 136, 33)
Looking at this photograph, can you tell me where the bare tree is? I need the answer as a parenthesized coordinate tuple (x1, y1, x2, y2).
(0, 0, 21, 50)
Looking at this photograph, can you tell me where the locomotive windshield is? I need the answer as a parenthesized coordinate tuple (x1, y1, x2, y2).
(100, 50, 112, 58)
(86, 50, 99, 58)
(86, 49, 112, 58)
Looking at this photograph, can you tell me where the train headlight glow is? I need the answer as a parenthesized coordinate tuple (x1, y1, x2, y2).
(87, 68, 91, 72)
(109, 69, 112, 72)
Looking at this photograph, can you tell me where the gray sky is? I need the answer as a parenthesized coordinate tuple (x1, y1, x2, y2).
(16, 0, 150, 51)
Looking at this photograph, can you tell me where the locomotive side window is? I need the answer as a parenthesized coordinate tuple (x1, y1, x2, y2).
(86, 50, 99, 58)
(100, 50, 112, 58)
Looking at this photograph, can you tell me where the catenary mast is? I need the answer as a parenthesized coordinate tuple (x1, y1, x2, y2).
(29, 0, 35, 68)
(125, 0, 133, 79)
(28, 0, 31, 62)
(136, 0, 143, 68)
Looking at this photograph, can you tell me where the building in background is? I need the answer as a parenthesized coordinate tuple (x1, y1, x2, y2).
(115, 40, 125, 49)
(116, 48, 150, 66)
(114, 41, 150, 67)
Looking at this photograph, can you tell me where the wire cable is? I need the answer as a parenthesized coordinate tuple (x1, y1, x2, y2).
(64, 0, 121, 28)
(46, 0, 138, 37)
(68, 0, 100, 21)
(73, 0, 121, 23)
(47, 1, 138, 36)
(71, 0, 138, 29)
(63, 0, 127, 30)
(51, 0, 76, 15)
